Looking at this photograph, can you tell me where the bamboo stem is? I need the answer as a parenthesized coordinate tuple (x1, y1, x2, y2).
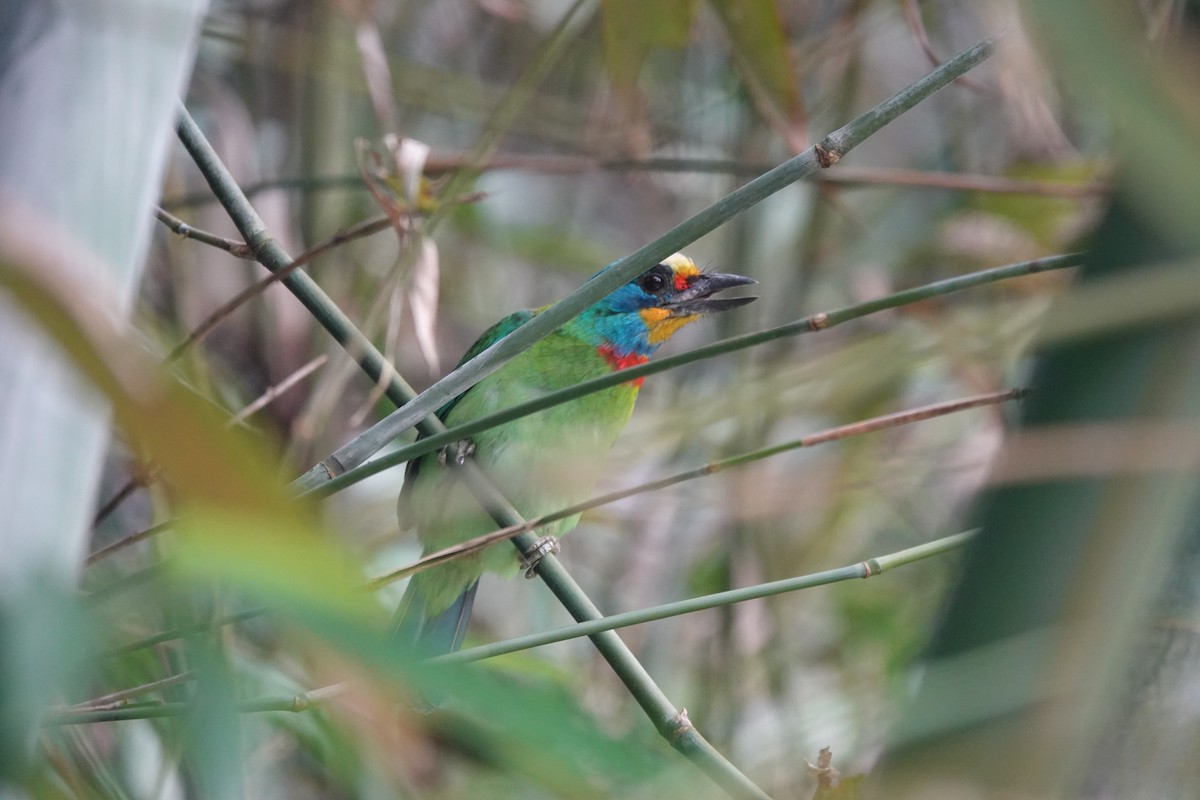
(439, 531, 977, 664)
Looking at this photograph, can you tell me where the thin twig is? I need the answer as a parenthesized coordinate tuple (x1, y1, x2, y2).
(92, 463, 158, 527)
(155, 207, 253, 258)
(67, 672, 194, 711)
(85, 521, 172, 566)
(371, 390, 1022, 587)
(819, 165, 1104, 197)
(228, 355, 328, 427)
(433, 156, 1101, 197)
(900, 0, 992, 94)
(43, 683, 347, 726)
(164, 214, 392, 364)
(164, 161, 1104, 207)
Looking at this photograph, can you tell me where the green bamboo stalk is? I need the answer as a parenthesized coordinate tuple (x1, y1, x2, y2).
(69, 531, 976, 724)
(438, 531, 977, 665)
(453, 464, 772, 800)
(312, 253, 1077, 499)
(292, 35, 998, 493)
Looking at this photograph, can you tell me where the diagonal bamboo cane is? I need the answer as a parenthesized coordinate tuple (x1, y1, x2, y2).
(438, 531, 977, 664)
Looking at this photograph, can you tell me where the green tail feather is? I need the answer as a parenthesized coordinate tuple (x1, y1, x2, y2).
(393, 576, 479, 657)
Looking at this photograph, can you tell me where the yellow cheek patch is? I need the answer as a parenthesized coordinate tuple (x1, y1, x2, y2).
(640, 308, 699, 344)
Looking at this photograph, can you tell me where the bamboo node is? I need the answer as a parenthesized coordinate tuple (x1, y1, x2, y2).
(813, 144, 840, 168)
(804, 746, 840, 789)
(669, 708, 694, 744)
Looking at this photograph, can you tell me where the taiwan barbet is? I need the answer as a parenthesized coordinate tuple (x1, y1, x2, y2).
(395, 253, 756, 655)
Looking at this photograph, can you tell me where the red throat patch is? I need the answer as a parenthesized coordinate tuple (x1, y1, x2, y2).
(597, 345, 648, 388)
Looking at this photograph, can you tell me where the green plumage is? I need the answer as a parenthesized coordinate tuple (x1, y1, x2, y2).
(393, 255, 756, 656)
(395, 310, 638, 650)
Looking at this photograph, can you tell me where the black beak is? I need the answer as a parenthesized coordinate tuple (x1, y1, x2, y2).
(664, 272, 758, 315)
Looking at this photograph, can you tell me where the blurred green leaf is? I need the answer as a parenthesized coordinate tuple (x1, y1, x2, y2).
(0, 584, 94, 781)
(882, 200, 1200, 796)
(600, 0, 699, 93)
(708, 0, 804, 138)
(1028, 0, 1200, 248)
(183, 643, 243, 800)
(292, 610, 668, 795)
(972, 161, 1103, 248)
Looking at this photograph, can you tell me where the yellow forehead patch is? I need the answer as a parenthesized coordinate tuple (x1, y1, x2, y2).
(663, 252, 700, 281)
(640, 307, 699, 344)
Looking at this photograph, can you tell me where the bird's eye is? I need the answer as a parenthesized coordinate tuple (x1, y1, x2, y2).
(638, 268, 669, 294)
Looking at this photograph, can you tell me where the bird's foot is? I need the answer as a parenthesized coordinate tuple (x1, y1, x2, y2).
(520, 535, 560, 579)
(437, 439, 476, 469)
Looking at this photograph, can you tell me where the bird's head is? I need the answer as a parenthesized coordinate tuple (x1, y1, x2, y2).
(574, 253, 757, 362)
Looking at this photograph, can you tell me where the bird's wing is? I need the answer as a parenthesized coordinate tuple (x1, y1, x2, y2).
(398, 309, 535, 517)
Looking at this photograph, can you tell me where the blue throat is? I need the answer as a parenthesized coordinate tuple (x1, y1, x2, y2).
(570, 291, 660, 358)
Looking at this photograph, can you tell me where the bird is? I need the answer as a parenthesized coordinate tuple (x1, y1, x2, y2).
(394, 253, 756, 656)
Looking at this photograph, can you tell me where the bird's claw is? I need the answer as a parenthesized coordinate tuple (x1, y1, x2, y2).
(437, 439, 476, 469)
(520, 535, 560, 578)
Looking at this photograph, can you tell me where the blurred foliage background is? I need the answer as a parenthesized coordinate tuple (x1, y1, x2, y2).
(3, 0, 1200, 798)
